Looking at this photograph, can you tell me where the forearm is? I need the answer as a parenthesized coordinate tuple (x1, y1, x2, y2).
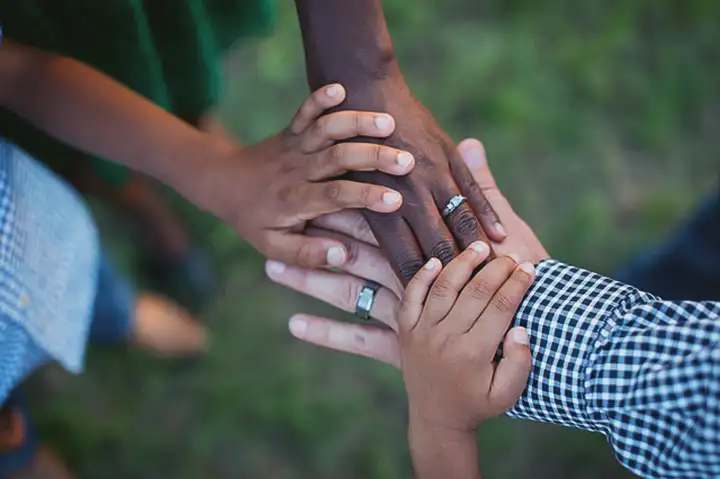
(295, 0, 407, 107)
(408, 418, 481, 479)
(0, 41, 231, 194)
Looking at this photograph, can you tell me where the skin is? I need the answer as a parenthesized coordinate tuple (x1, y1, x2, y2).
(295, 0, 507, 284)
(265, 139, 548, 366)
(401, 249, 534, 478)
(0, 40, 416, 269)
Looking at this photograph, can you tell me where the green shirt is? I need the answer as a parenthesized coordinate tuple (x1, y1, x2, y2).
(0, 0, 275, 185)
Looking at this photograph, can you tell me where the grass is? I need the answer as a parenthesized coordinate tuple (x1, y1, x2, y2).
(26, 1, 719, 477)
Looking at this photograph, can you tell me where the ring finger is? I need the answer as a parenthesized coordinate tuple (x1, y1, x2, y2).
(265, 262, 401, 331)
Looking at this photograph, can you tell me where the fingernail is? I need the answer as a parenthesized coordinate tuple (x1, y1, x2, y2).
(519, 262, 535, 275)
(510, 327, 530, 345)
(266, 260, 287, 277)
(462, 143, 485, 169)
(396, 152, 413, 168)
(325, 84, 339, 97)
(469, 241, 488, 253)
(494, 222, 507, 238)
(326, 246, 347, 266)
(424, 258, 439, 270)
(382, 191, 401, 205)
(289, 316, 308, 335)
(374, 115, 392, 131)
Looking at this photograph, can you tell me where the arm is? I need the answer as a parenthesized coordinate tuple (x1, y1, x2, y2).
(0, 40, 217, 194)
(295, 0, 506, 284)
(0, 40, 415, 268)
(408, 422, 481, 479)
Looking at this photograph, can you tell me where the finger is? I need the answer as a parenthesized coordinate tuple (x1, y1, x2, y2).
(488, 327, 532, 412)
(266, 233, 349, 269)
(306, 143, 415, 180)
(419, 241, 491, 328)
(400, 258, 442, 332)
(289, 314, 401, 369)
(298, 181, 403, 217)
(304, 226, 403, 298)
(453, 140, 506, 242)
(470, 261, 535, 345)
(364, 212, 425, 286)
(301, 111, 395, 152)
(449, 254, 520, 337)
(434, 184, 491, 253)
(407, 196, 460, 267)
(289, 83, 346, 134)
(310, 211, 379, 247)
(267, 261, 400, 329)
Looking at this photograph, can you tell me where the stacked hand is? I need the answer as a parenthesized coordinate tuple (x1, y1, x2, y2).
(186, 84, 415, 268)
(266, 138, 548, 367)
(341, 80, 508, 283)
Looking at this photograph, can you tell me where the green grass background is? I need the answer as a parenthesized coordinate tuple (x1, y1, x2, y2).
(27, 0, 719, 477)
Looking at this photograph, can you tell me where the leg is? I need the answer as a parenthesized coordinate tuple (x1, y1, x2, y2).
(615, 188, 720, 300)
(90, 253, 207, 357)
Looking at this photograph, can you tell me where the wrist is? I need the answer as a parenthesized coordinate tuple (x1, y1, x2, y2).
(154, 130, 239, 208)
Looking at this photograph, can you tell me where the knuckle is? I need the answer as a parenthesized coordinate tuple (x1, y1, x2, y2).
(492, 293, 515, 314)
(352, 112, 363, 134)
(360, 184, 373, 205)
(467, 277, 493, 301)
(371, 144, 384, 164)
(398, 258, 424, 284)
(430, 242, 457, 266)
(329, 144, 345, 167)
(324, 182, 342, 202)
(451, 208, 480, 237)
(314, 116, 330, 138)
(431, 279, 455, 300)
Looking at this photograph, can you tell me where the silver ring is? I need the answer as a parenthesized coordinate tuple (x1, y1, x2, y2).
(355, 280, 381, 320)
(442, 195, 467, 217)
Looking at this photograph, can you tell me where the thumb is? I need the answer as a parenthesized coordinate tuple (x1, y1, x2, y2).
(489, 327, 532, 412)
(457, 138, 499, 193)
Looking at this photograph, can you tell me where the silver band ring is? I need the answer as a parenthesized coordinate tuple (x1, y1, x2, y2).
(355, 280, 381, 320)
(442, 195, 467, 217)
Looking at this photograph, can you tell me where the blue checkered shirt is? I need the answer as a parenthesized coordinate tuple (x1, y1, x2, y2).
(0, 140, 98, 404)
(509, 259, 720, 478)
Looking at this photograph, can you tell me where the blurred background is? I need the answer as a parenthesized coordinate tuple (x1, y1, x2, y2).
(26, 0, 718, 477)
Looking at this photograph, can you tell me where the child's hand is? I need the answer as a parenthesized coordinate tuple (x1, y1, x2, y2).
(400, 242, 534, 434)
(190, 84, 414, 268)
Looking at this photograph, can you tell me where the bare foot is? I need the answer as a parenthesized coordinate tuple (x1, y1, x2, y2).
(130, 293, 207, 357)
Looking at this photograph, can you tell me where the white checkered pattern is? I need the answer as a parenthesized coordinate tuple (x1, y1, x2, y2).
(0, 140, 98, 402)
(508, 260, 720, 478)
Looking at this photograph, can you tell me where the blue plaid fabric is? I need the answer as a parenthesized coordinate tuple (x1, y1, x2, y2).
(509, 259, 720, 478)
(0, 140, 98, 403)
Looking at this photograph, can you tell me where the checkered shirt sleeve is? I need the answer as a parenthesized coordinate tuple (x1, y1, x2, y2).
(507, 259, 720, 478)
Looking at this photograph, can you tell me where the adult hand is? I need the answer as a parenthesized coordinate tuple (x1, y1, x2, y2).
(343, 80, 507, 284)
(265, 138, 549, 367)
